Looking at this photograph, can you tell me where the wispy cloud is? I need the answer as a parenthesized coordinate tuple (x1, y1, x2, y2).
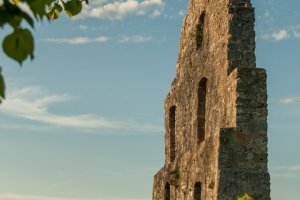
(41, 35, 155, 45)
(41, 36, 109, 45)
(260, 25, 300, 41)
(279, 97, 300, 105)
(271, 166, 300, 171)
(78, 25, 89, 31)
(271, 29, 289, 40)
(0, 194, 97, 200)
(261, 29, 289, 41)
(0, 124, 53, 132)
(0, 194, 149, 200)
(118, 35, 152, 43)
(178, 10, 185, 16)
(79, 0, 165, 20)
(0, 86, 163, 133)
(270, 165, 300, 179)
(293, 31, 300, 39)
(257, 9, 273, 24)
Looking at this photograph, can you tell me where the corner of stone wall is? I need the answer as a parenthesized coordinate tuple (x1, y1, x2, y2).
(236, 67, 268, 134)
(218, 127, 270, 200)
(153, 167, 167, 200)
(227, 0, 256, 75)
(218, 67, 270, 200)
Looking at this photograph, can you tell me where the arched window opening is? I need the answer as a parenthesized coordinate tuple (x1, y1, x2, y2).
(169, 106, 176, 162)
(195, 12, 206, 48)
(165, 182, 171, 200)
(194, 182, 202, 200)
(197, 78, 207, 142)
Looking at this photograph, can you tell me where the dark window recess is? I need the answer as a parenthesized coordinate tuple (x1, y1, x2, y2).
(195, 12, 206, 48)
(197, 78, 207, 142)
(194, 182, 202, 200)
(165, 182, 171, 200)
(169, 106, 176, 162)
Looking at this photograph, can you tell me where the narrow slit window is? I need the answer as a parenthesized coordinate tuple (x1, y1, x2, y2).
(197, 78, 207, 142)
(195, 12, 206, 48)
(194, 182, 202, 200)
(169, 106, 176, 162)
(165, 182, 170, 200)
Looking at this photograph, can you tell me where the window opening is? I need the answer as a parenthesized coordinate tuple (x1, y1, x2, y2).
(165, 182, 170, 200)
(196, 12, 206, 48)
(197, 78, 207, 142)
(194, 182, 202, 200)
(169, 106, 176, 162)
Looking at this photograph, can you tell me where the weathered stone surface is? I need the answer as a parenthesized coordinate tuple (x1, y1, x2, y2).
(152, 0, 270, 199)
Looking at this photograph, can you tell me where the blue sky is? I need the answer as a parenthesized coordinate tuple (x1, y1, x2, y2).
(0, 0, 299, 199)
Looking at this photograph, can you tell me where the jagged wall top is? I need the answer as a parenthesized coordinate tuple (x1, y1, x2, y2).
(176, 0, 256, 79)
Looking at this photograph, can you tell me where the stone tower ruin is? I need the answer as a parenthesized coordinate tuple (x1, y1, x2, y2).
(152, 0, 271, 199)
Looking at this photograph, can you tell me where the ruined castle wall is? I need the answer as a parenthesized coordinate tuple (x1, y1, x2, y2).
(153, 0, 270, 199)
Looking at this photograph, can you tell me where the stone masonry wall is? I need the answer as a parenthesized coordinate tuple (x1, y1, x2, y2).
(153, 0, 270, 199)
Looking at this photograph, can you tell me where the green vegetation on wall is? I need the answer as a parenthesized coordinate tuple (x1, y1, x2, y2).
(238, 193, 254, 200)
(195, 23, 204, 48)
(195, 12, 205, 48)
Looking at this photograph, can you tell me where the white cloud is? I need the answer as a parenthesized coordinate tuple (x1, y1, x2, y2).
(260, 25, 300, 41)
(151, 9, 162, 17)
(41, 35, 155, 45)
(0, 86, 163, 133)
(279, 97, 300, 105)
(41, 36, 110, 45)
(271, 29, 289, 40)
(79, 0, 165, 20)
(95, 36, 110, 42)
(261, 29, 290, 41)
(293, 31, 300, 39)
(270, 165, 300, 179)
(118, 35, 152, 43)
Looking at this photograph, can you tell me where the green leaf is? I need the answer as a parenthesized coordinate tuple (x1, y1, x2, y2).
(63, 0, 82, 17)
(0, 67, 5, 102)
(47, 8, 60, 20)
(12, 0, 21, 4)
(0, 9, 10, 27)
(3, 0, 22, 15)
(20, 10, 35, 28)
(0, 3, 34, 28)
(45, 0, 57, 7)
(27, 0, 47, 19)
(8, 14, 22, 28)
(54, 3, 63, 12)
(2, 28, 34, 65)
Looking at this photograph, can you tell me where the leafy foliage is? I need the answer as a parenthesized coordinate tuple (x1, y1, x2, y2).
(238, 193, 254, 200)
(3, 28, 34, 64)
(0, 0, 88, 103)
(169, 170, 180, 180)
